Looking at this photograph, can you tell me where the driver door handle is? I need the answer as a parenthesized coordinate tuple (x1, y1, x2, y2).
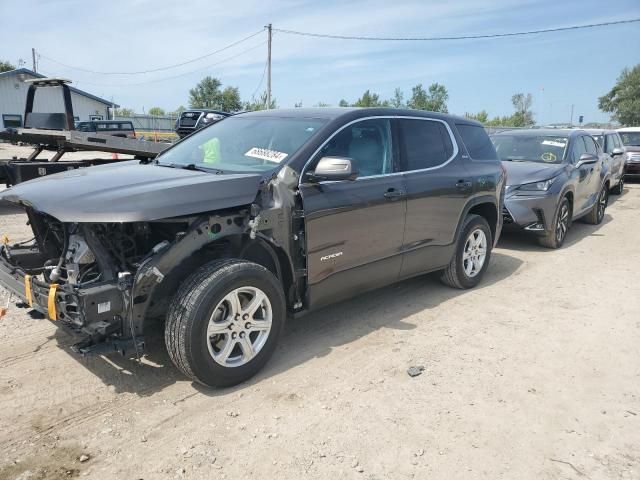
(456, 180, 473, 191)
(384, 188, 405, 200)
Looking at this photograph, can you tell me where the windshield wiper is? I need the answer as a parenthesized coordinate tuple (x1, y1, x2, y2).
(155, 162, 223, 173)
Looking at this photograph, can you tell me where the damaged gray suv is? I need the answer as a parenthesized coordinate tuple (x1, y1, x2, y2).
(0, 108, 504, 387)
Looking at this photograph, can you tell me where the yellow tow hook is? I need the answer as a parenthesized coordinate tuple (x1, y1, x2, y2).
(47, 284, 59, 321)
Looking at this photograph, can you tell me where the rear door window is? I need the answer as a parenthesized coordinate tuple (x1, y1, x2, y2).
(456, 124, 497, 160)
(398, 119, 454, 171)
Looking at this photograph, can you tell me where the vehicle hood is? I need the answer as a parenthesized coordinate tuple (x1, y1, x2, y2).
(624, 145, 640, 153)
(0, 161, 263, 222)
(501, 161, 565, 187)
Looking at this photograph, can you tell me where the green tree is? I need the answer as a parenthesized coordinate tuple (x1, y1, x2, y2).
(390, 87, 404, 108)
(352, 90, 389, 107)
(148, 107, 165, 116)
(599, 65, 640, 126)
(465, 110, 489, 124)
(170, 106, 186, 116)
(189, 76, 222, 108)
(189, 77, 241, 111)
(407, 83, 449, 112)
(314, 101, 331, 107)
(510, 93, 534, 127)
(244, 91, 277, 111)
(0, 60, 15, 73)
(338, 99, 349, 107)
(113, 107, 135, 117)
(294, 101, 303, 108)
(220, 86, 242, 112)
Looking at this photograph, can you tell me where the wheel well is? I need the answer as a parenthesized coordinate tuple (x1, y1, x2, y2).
(468, 203, 498, 240)
(144, 235, 295, 320)
(564, 191, 574, 210)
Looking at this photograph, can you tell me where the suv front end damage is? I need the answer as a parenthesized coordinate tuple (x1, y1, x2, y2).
(0, 165, 303, 357)
(0, 209, 194, 354)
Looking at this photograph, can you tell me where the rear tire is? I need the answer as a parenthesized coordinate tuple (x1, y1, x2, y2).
(584, 185, 608, 225)
(441, 214, 492, 289)
(165, 259, 286, 388)
(538, 197, 571, 249)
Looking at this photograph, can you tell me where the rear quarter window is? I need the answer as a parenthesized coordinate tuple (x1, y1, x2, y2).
(456, 124, 498, 161)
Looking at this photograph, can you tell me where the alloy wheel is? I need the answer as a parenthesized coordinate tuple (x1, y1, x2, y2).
(556, 203, 569, 243)
(206, 286, 273, 367)
(597, 188, 608, 222)
(462, 228, 487, 278)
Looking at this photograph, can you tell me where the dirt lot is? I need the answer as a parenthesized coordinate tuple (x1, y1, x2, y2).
(0, 179, 638, 480)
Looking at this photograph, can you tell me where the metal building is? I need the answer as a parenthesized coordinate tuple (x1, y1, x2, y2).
(0, 68, 118, 128)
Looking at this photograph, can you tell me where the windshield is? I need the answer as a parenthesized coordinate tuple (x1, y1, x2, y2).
(492, 134, 568, 164)
(619, 131, 640, 146)
(157, 116, 327, 173)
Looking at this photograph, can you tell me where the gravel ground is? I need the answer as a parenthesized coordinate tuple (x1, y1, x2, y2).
(0, 177, 638, 480)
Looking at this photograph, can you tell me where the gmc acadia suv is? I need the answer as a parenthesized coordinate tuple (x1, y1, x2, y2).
(0, 108, 505, 387)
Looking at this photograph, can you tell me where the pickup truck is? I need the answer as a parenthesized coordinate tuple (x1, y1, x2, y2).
(0, 108, 505, 387)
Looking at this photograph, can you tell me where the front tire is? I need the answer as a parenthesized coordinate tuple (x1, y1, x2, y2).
(584, 185, 608, 225)
(165, 259, 286, 388)
(538, 197, 571, 249)
(441, 214, 492, 289)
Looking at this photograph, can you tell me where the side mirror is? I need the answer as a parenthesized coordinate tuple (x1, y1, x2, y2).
(611, 147, 624, 157)
(576, 153, 598, 168)
(307, 156, 358, 182)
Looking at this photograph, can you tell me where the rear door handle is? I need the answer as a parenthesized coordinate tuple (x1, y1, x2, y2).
(456, 180, 472, 190)
(384, 188, 405, 200)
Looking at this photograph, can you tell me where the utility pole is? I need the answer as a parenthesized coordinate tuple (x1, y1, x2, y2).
(31, 48, 37, 73)
(266, 23, 272, 109)
(569, 104, 574, 126)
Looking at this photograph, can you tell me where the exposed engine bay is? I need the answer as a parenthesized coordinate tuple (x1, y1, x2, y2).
(0, 165, 304, 356)
(0, 209, 192, 350)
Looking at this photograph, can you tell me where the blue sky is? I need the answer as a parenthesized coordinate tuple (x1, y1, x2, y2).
(1, 0, 639, 124)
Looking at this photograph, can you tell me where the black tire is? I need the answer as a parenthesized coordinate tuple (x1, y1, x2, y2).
(441, 214, 493, 289)
(165, 259, 286, 388)
(611, 177, 624, 195)
(538, 197, 571, 249)
(584, 185, 608, 225)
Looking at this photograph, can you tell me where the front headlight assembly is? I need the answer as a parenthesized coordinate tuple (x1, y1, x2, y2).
(202, 113, 224, 123)
(518, 177, 557, 192)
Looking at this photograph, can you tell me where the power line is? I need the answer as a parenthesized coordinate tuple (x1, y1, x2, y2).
(70, 41, 267, 88)
(250, 59, 269, 100)
(273, 18, 640, 41)
(39, 29, 265, 75)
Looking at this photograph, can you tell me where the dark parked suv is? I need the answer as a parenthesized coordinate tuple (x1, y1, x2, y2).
(492, 129, 610, 249)
(174, 109, 231, 138)
(0, 108, 504, 387)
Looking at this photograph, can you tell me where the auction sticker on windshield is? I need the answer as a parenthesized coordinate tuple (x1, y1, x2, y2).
(245, 147, 288, 163)
(541, 140, 566, 148)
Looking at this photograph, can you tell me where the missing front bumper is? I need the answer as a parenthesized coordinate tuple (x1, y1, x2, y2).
(0, 253, 126, 338)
